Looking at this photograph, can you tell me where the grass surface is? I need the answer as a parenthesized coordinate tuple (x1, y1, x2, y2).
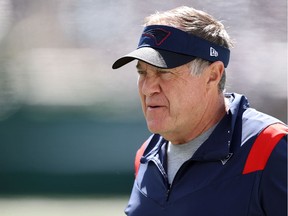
(0, 196, 128, 216)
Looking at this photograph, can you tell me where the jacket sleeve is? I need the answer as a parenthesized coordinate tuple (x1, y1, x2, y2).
(259, 136, 287, 216)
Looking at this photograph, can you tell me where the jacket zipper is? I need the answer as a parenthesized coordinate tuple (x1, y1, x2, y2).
(149, 158, 172, 201)
(148, 148, 193, 202)
(166, 186, 171, 201)
(165, 160, 193, 201)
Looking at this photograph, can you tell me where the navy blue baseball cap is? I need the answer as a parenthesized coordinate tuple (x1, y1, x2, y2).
(112, 25, 230, 69)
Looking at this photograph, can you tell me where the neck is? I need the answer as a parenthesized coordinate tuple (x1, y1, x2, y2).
(166, 93, 227, 144)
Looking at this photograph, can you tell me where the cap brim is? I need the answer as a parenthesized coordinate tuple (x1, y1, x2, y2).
(112, 47, 196, 69)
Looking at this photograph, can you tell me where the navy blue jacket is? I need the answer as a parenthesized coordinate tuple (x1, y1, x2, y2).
(125, 93, 287, 216)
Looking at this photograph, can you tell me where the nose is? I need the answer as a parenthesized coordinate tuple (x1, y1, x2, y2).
(138, 74, 161, 96)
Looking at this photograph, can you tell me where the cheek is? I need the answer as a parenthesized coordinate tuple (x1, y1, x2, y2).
(171, 85, 203, 112)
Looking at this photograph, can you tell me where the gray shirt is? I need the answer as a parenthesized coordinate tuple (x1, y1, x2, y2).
(167, 124, 217, 184)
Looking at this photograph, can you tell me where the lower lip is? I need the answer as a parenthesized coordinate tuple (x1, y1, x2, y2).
(147, 106, 164, 111)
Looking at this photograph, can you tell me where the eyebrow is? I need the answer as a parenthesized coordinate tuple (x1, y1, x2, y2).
(136, 62, 175, 73)
(136, 63, 166, 71)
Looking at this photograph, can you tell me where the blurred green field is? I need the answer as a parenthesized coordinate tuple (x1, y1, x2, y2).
(0, 196, 128, 216)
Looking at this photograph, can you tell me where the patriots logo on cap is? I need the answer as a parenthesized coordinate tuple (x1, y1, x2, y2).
(142, 28, 171, 46)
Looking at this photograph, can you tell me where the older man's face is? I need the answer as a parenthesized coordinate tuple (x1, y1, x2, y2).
(136, 61, 212, 144)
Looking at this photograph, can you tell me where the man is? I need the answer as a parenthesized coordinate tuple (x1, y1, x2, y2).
(112, 6, 287, 216)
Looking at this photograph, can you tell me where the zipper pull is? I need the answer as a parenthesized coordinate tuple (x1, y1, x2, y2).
(166, 185, 171, 201)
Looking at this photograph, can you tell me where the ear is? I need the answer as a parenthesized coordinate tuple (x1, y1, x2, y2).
(206, 61, 224, 88)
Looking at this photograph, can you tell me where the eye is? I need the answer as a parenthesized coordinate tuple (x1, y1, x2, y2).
(157, 70, 170, 75)
(137, 70, 147, 76)
(157, 70, 174, 80)
(159, 70, 170, 74)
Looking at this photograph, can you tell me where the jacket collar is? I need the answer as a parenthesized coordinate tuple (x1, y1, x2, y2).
(191, 93, 249, 161)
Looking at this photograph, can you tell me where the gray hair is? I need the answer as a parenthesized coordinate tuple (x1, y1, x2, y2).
(144, 6, 233, 92)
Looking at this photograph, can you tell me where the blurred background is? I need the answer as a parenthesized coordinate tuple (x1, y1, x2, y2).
(0, 0, 286, 215)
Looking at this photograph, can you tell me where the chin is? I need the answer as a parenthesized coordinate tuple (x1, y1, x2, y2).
(147, 122, 167, 135)
(147, 123, 160, 133)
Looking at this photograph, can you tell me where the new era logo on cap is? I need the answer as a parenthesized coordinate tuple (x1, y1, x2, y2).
(142, 28, 171, 46)
(210, 47, 218, 57)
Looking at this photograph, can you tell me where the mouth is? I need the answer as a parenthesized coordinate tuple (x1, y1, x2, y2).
(147, 105, 165, 110)
(145, 99, 167, 111)
(148, 105, 161, 108)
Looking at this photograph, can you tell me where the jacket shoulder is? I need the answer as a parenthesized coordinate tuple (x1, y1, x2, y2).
(242, 123, 288, 174)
